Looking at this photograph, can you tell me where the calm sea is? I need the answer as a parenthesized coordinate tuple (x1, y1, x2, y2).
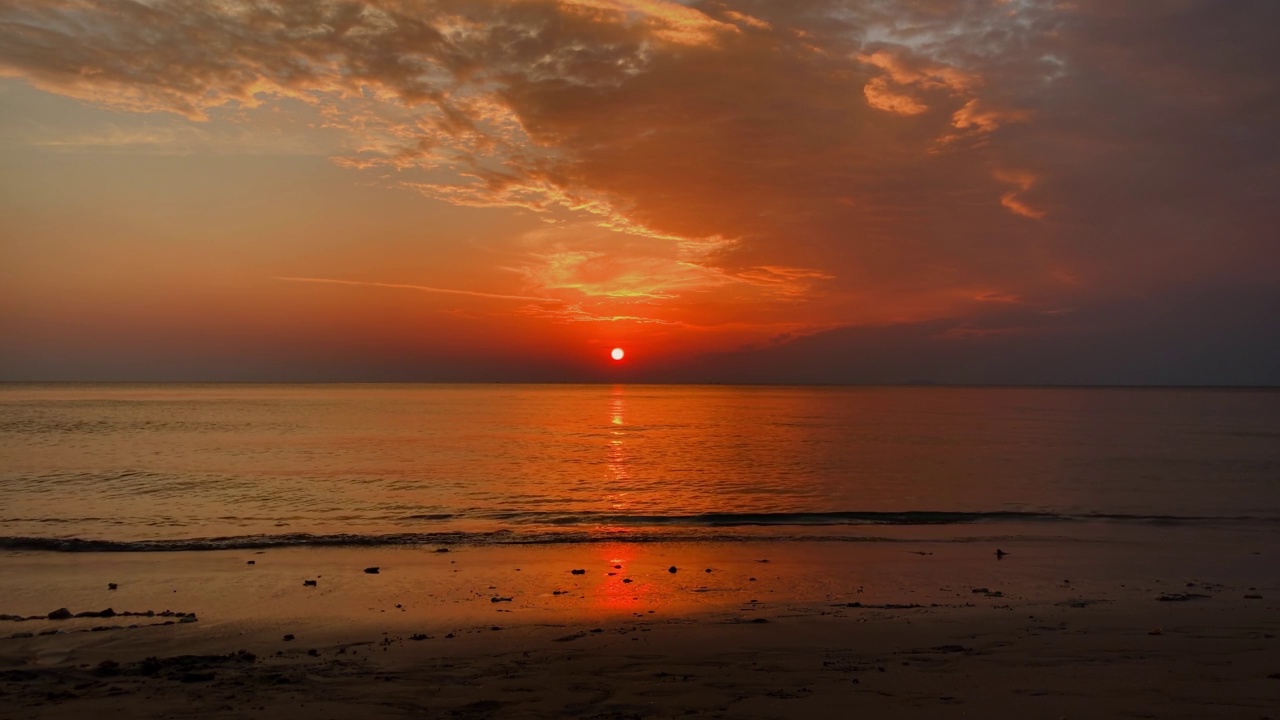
(1, 384, 1277, 551)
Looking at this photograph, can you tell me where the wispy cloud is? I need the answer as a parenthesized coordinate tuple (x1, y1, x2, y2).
(273, 276, 561, 303)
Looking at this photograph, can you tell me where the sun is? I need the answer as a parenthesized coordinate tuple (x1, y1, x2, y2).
(610, 347, 625, 361)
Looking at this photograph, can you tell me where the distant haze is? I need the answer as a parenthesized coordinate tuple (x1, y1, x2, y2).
(1, 1, 1277, 384)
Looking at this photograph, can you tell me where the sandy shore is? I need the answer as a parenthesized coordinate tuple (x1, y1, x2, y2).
(2, 539, 1278, 718)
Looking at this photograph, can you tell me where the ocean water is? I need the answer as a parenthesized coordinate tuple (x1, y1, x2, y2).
(1, 384, 1277, 551)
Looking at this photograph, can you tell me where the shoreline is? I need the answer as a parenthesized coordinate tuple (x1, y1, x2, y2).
(3, 539, 1278, 718)
(3, 594, 1277, 719)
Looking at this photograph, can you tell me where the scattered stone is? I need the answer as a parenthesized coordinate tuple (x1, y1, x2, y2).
(445, 633, 455, 639)
(435, 548, 450, 553)
(623, 578, 633, 584)
(1149, 628, 1163, 636)
(179, 616, 198, 624)
(1157, 593, 1210, 602)
(93, 661, 120, 677)
(705, 568, 712, 573)
(1244, 594, 1264, 599)
(363, 567, 380, 574)
(971, 588, 990, 594)
(48, 608, 73, 620)
(246, 561, 255, 565)
(668, 566, 678, 574)
(107, 583, 118, 590)
(589, 628, 604, 633)
(750, 618, 769, 624)
(307, 649, 319, 657)
(410, 634, 429, 641)
(613, 565, 622, 569)
(303, 579, 317, 587)
(490, 596, 513, 603)
(995, 549, 1008, 559)
(571, 569, 586, 575)
(282, 634, 295, 641)
(490, 626, 502, 631)
(749, 577, 757, 582)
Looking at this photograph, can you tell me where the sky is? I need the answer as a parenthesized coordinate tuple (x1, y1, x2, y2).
(0, 0, 1277, 384)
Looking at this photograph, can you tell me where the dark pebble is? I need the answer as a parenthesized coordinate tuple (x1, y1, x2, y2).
(668, 566, 678, 574)
(364, 567, 380, 574)
(283, 634, 295, 641)
(571, 569, 586, 575)
(303, 580, 317, 587)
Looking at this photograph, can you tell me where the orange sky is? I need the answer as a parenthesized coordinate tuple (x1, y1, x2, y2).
(1, 0, 1277, 383)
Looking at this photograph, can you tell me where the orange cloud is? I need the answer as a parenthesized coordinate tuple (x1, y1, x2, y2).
(994, 169, 1046, 219)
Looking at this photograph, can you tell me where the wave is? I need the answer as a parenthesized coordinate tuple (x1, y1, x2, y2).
(464, 509, 1270, 527)
(0, 510, 1271, 552)
(0, 531, 1065, 552)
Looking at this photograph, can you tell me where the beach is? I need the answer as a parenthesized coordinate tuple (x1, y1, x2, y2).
(3, 384, 1279, 717)
(3, 536, 1278, 719)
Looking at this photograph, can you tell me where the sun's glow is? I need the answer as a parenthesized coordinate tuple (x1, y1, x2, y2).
(610, 347, 625, 361)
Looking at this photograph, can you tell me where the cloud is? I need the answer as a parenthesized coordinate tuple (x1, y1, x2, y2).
(1, 0, 1278, 379)
(993, 169, 1045, 219)
(273, 276, 561, 303)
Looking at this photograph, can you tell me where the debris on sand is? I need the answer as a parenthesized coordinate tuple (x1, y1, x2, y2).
(107, 583, 118, 590)
(668, 566, 679, 574)
(303, 580, 317, 587)
(363, 567, 380, 574)
(490, 596, 513, 603)
(1156, 593, 1210, 602)
(47, 608, 73, 620)
(571, 569, 586, 575)
(282, 634, 295, 641)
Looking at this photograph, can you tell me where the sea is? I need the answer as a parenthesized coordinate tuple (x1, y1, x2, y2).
(2, 384, 1278, 552)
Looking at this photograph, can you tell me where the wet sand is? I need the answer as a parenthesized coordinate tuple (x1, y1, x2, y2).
(2, 539, 1278, 718)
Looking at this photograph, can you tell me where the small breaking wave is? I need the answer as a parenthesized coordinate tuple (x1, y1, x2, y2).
(0, 509, 1270, 552)
(465, 510, 1269, 527)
